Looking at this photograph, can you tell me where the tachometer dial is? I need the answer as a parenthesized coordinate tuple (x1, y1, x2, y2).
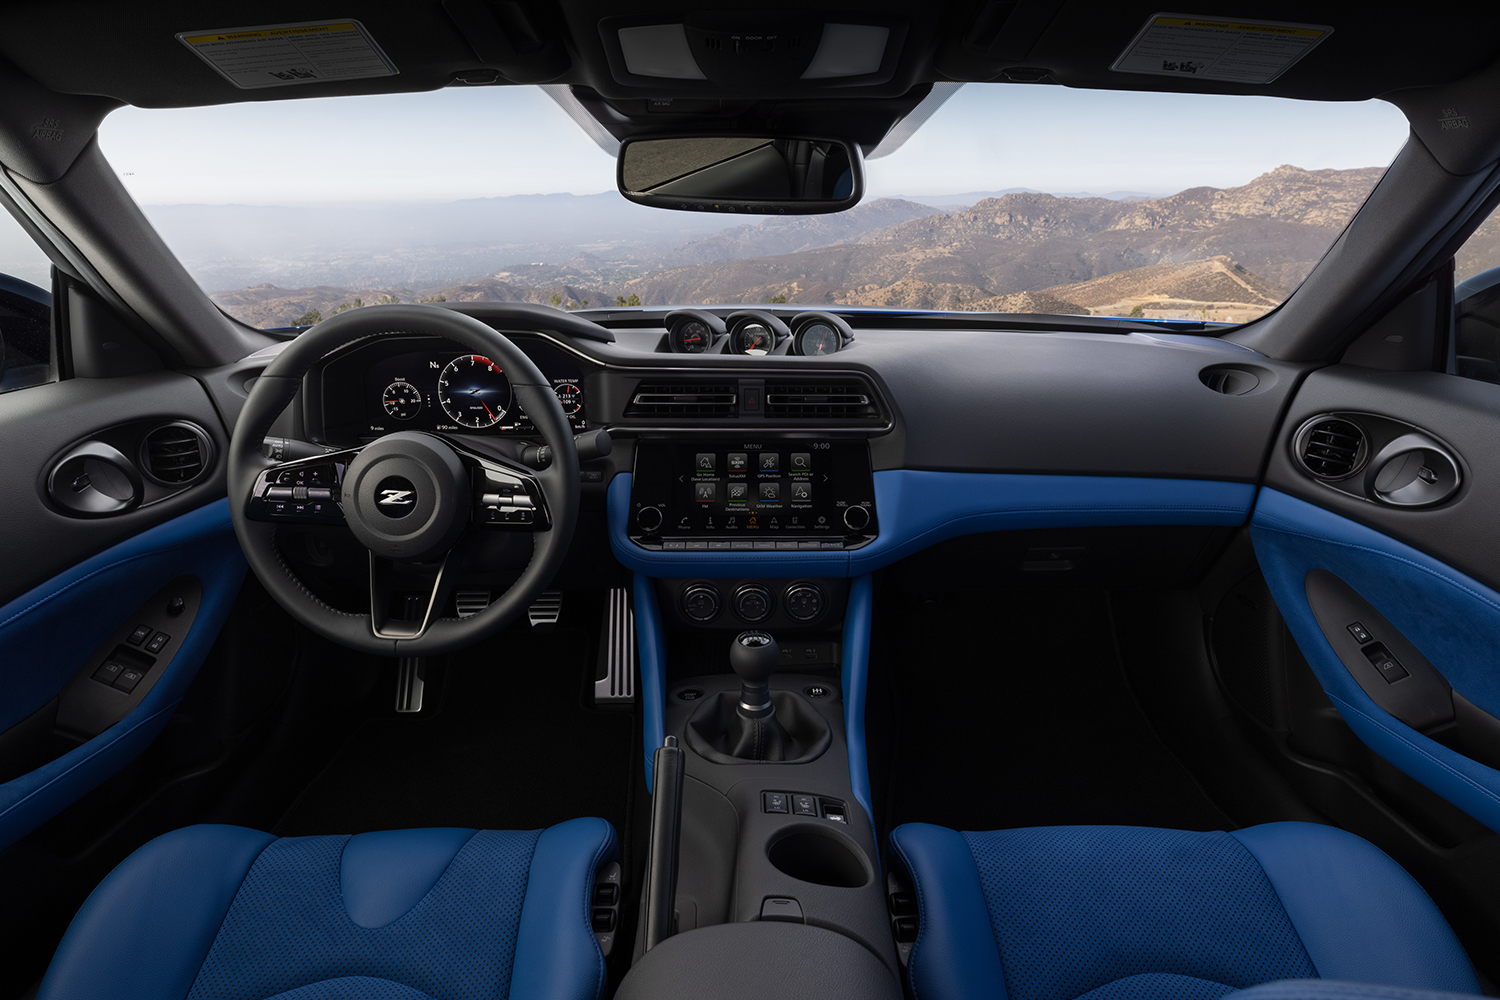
(437, 355, 512, 429)
(733, 321, 774, 355)
(555, 383, 583, 415)
(382, 380, 422, 419)
(672, 320, 712, 353)
(795, 323, 841, 356)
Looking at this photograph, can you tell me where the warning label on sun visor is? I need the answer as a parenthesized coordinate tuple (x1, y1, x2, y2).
(177, 20, 397, 89)
(1111, 14, 1332, 85)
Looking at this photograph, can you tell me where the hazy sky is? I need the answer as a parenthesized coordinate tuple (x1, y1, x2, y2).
(98, 82, 1412, 206)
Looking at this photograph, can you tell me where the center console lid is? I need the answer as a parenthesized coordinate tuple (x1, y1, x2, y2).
(616, 921, 901, 1000)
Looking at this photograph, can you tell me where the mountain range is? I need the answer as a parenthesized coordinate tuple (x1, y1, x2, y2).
(208, 165, 1385, 328)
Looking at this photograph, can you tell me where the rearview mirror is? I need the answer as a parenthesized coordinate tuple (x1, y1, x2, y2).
(618, 136, 862, 214)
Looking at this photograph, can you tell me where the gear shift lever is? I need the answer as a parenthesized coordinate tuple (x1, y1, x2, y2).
(681, 630, 832, 764)
(731, 631, 780, 718)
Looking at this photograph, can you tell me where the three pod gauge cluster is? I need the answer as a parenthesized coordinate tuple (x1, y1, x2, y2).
(665, 308, 855, 357)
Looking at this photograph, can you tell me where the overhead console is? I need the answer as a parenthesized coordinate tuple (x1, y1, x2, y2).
(628, 438, 878, 550)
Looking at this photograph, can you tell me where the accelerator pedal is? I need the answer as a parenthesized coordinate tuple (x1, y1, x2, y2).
(594, 586, 636, 706)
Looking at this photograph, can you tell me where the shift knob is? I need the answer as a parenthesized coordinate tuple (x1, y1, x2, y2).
(730, 631, 779, 716)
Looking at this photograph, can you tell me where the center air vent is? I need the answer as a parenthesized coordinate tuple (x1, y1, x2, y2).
(765, 380, 878, 419)
(140, 421, 213, 486)
(625, 382, 738, 418)
(1295, 416, 1367, 480)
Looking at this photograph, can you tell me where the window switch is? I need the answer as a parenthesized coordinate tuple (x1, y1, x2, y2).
(792, 794, 818, 817)
(114, 668, 146, 694)
(93, 661, 125, 685)
(127, 624, 152, 645)
(1362, 643, 1409, 683)
(763, 791, 789, 813)
(145, 631, 170, 654)
(1347, 622, 1373, 644)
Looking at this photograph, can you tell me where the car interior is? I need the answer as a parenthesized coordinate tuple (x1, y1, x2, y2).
(7, 3, 1500, 1000)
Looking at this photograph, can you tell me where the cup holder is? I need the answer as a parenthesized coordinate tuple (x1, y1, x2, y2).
(767, 827, 871, 888)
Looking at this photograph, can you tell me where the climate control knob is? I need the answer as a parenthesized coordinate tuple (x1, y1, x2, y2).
(681, 584, 721, 622)
(733, 583, 773, 623)
(784, 584, 824, 622)
(842, 504, 871, 531)
(637, 506, 663, 533)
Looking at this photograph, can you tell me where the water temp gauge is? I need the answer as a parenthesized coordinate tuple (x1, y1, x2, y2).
(555, 383, 582, 415)
(382, 381, 422, 420)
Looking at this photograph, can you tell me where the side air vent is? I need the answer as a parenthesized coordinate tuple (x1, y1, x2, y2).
(625, 382, 738, 418)
(765, 380, 879, 419)
(140, 421, 214, 486)
(1295, 416, 1367, 480)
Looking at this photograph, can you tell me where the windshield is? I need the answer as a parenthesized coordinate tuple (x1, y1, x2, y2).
(97, 84, 1409, 330)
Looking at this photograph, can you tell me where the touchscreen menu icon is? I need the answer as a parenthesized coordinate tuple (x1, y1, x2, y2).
(759, 453, 779, 471)
(791, 452, 811, 470)
(728, 453, 748, 471)
(695, 453, 715, 471)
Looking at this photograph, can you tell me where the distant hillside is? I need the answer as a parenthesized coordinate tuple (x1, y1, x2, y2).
(211, 164, 1384, 326)
(665, 198, 943, 265)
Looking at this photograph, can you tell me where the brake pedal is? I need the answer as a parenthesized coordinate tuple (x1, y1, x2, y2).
(594, 586, 636, 706)
(529, 591, 563, 630)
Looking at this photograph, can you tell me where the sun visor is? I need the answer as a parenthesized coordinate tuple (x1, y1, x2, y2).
(601, 14, 906, 94)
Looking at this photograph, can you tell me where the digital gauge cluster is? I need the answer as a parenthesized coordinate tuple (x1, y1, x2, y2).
(330, 345, 587, 442)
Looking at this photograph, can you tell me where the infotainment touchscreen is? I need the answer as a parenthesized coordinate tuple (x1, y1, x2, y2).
(628, 438, 877, 549)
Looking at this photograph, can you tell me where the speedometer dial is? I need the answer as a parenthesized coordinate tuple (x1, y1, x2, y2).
(437, 355, 512, 429)
(382, 381, 422, 419)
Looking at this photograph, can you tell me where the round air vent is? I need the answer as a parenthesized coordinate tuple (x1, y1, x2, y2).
(140, 421, 214, 486)
(1294, 416, 1368, 480)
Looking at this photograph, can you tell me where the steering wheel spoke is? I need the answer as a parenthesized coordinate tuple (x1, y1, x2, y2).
(245, 447, 363, 525)
(442, 437, 552, 531)
(369, 551, 455, 640)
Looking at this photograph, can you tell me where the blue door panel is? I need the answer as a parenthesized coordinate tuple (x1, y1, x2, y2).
(1251, 487, 1500, 832)
(0, 499, 245, 849)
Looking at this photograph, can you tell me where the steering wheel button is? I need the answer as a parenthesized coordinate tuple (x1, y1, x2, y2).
(266, 487, 293, 499)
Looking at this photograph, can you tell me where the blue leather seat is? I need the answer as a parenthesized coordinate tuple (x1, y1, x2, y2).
(36, 817, 617, 1000)
(889, 822, 1481, 1000)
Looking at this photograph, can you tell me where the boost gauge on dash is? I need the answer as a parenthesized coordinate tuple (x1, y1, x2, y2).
(382, 381, 422, 420)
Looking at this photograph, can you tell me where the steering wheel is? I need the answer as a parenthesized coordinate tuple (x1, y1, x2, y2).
(227, 305, 579, 656)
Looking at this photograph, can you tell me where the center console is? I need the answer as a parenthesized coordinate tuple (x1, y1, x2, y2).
(626, 437, 879, 550)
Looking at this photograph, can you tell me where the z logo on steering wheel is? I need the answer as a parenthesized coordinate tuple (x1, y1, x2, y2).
(379, 489, 414, 505)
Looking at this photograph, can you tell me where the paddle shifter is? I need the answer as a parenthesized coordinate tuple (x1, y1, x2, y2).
(731, 631, 780, 719)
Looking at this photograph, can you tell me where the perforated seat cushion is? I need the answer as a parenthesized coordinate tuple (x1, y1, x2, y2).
(37, 818, 617, 1000)
(890, 822, 1480, 1000)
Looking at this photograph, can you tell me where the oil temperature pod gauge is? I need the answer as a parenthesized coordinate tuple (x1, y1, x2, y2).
(382, 381, 422, 420)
